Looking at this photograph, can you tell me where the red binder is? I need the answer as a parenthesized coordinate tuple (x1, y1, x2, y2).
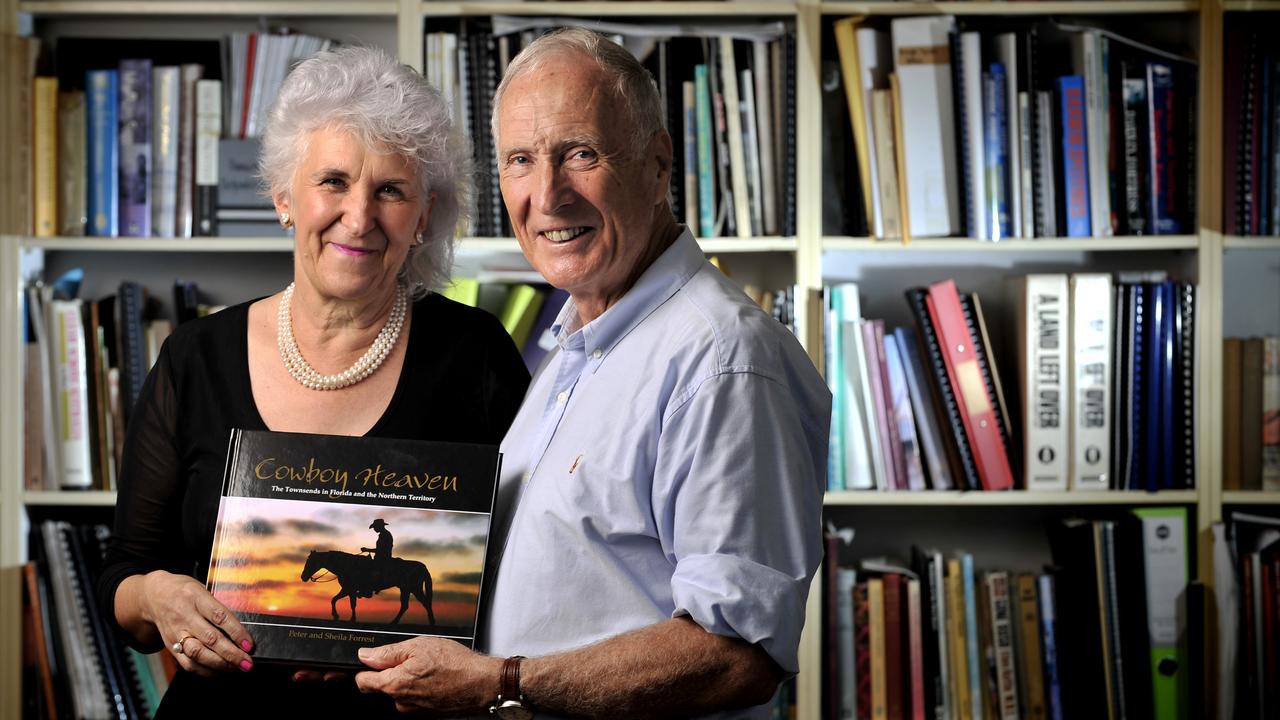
(925, 280, 1015, 490)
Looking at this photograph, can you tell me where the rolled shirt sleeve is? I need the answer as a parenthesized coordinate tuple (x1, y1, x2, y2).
(657, 370, 827, 674)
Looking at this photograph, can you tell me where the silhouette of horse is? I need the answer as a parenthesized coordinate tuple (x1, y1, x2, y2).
(300, 550, 435, 625)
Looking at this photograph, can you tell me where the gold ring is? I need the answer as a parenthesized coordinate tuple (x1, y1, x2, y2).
(171, 634, 196, 655)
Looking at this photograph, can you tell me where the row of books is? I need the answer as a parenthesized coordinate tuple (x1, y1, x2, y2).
(23, 520, 173, 719)
(829, 16, 1196, 241)
(1224, 24, 1280, 238)
(426, 18, 797, 239)
(823, 507, 1195, 720)
(439, 279, 568, 373)
(1222, 337, 1280, 492)
(24, 31, 333, 239)
(1216, 511, 1280, 720)
(824, 272, 1198, 492)
(23, 275, 211, 492)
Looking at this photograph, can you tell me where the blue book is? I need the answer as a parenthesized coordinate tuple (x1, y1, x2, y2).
(1038, 574, 1065, 720)
(984, 63, 1010, 240)
(1058, 75, 1091, 237)
(1156, 281, 1177, 489)
(694, 64, 715, 239)
(961, 554, 982, 720)
(118, 58, 153, 237)
(86, 69, 119, 237)
(1145, 62, 1182, 234)
(1139, 282, 1164, 492)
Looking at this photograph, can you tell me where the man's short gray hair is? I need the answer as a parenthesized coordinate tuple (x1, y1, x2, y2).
(490, 27, 666, 153)
(260, 45, 469, 296)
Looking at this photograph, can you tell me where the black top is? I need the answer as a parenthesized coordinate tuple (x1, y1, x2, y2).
(96, 293, 530, 715)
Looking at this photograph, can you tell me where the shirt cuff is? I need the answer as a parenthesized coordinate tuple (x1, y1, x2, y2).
(670, 552, 810, 674)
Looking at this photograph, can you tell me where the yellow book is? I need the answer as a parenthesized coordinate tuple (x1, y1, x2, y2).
(947, 558, 972, 720)
(33, 76, 58, 237)
(868, 577, 887, 720)
(832, 16, 874, 237)
(889, 72, 911, 246)
(439, 277, 480, 307)
(57, 90, 86, 236)
(499, 284, 546, 350)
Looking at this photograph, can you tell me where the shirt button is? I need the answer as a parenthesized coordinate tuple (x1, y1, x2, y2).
(591, 348, 602, 359)
(556, 390, 568, 405)
(521, 472, 531, 484)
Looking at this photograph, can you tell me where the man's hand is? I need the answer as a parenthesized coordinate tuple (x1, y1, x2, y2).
(354, 637, 503, 716)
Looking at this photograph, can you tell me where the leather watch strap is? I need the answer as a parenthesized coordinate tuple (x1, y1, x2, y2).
(501, 655, 526, 703)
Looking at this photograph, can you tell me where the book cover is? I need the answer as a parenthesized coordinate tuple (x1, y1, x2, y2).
(1131, 507, 1190, 720)
(33, 76, 58, 238)
(206, 429, 501, 667)
(984, 63, 1011, 241)
(58, 89, 87, 237)
(150, 66, 180, 238)
(1146, 62, 1182, 235)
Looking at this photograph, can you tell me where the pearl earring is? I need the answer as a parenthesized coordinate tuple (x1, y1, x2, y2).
(280, 212, 291, 227)
(414, 232, 424, 246)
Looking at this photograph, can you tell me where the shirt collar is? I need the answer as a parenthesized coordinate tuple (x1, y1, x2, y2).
(551, 227, 705, 361)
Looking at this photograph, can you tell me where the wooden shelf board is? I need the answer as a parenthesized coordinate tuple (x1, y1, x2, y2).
(824, 489, 1200, 506)
(1223, 236, 1280, 249)
(1222, 491, 1280, 505)
(24, 237, 295, 252)
(458, 237, 796, 253)
(423, 1, 797, 17)
(23, 490, 117, 507)
(1225, 1, 1280, 11)
(823, 235, 1200, 252)
(19, 0, 396, 15)
(820, 1, 1200, 15)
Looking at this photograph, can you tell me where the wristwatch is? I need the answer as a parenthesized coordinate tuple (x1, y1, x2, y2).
(490, 655, 533, 720)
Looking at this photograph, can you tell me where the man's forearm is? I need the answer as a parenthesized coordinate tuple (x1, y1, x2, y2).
(518, 616, 783, 719)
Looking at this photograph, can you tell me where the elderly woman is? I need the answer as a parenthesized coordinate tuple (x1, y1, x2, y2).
(96, 46, 530, 714)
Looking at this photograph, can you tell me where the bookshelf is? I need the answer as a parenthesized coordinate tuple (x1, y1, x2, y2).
(0, 1, 1274, 719)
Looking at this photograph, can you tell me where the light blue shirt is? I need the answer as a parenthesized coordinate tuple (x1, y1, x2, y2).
(481, 229, 830, 718)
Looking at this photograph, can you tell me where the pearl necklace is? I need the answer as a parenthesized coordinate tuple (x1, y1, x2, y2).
(277, 282, 407, 391)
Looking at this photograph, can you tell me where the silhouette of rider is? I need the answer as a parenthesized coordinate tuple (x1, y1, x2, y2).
(359, 519, 393, 598)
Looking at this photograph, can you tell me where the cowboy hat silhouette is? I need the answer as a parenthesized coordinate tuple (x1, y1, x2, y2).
(370, 519, 389, 529)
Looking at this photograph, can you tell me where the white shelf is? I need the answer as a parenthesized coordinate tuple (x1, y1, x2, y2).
(820, 1, 1200, 15)
(825, 490, 1200, 506)
(1222, 491, 1280, 505)
(823, 235, 1201, 252)
(1224, 236, 1280, 249)
(23, 490, 118, 507)
(19, 0, 397, 15)
(24, 236, 294, 252)
(422, 1, 798, 17)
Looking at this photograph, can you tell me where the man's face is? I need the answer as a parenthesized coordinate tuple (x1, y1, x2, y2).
(496, 54, 671, 322)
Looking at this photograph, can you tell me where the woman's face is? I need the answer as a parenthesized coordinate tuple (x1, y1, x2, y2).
(275, 126, 430, 305)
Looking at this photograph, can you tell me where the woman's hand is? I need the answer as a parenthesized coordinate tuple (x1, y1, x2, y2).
(354, 637, 502, 716)
(141, 570, 255, 677)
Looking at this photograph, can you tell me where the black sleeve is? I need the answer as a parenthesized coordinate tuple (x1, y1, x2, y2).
(96, 339, 187, 650)
(479, 314, 531, 443)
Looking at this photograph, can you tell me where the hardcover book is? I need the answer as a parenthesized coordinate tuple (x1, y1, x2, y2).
(206, 429, 501, 668)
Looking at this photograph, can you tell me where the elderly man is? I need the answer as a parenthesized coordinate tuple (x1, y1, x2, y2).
(355, 28, 830, 719)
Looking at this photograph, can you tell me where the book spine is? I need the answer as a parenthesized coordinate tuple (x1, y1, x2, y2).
(984, 65, 1010, 241)
(1122, 72, 1148, 235)
(1058, 76, 1091, 237)
(929, 280, 1015, 491)
(194, 79, 221, 236)
(869, 578, 888, 720)
(905, 288, 981, 490)
(682, 81, 699, 234)
(86, 70, 119, 237)
(118, 59, 153, 237)
(907, 578, 926, 720)
(1147, 62, 1181, 235)
(883, 574, 904, 720)
(896, 328, 954, 490)
(961, 555, 983, 720)
(176, 64, 203, 238)
(694, 65, 715, 239)
(1264, 337, 1280, 491)
(872, 89, 902, 240)
(855, 582, 873, 720)
(958, 31, 987, 241)
(1070, 273, 1112, 490)
(1015, 574, 1047, 720)
(837, 568, 858, 719)
(719, 39, 751, 239)
(1037, 574, 1065, 720)
(34, 76, 59, 237)
(1018, 91, 1035, 239)
(753, 40, 778, 236)
(946, 559, 971, 720)
(1018, 277, 1069, 485)
(151, 66, 180, 238)
(987, 572, 1019, 720)
(865, 320, 903, 490)
(50, 300, 93, 489)
(1035, 91, 1058, 238)
(58, 90, 87, 236)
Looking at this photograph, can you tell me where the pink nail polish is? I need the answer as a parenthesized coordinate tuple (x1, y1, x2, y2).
(240, 659, 253, 672)
(241, 640, 252, 652)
